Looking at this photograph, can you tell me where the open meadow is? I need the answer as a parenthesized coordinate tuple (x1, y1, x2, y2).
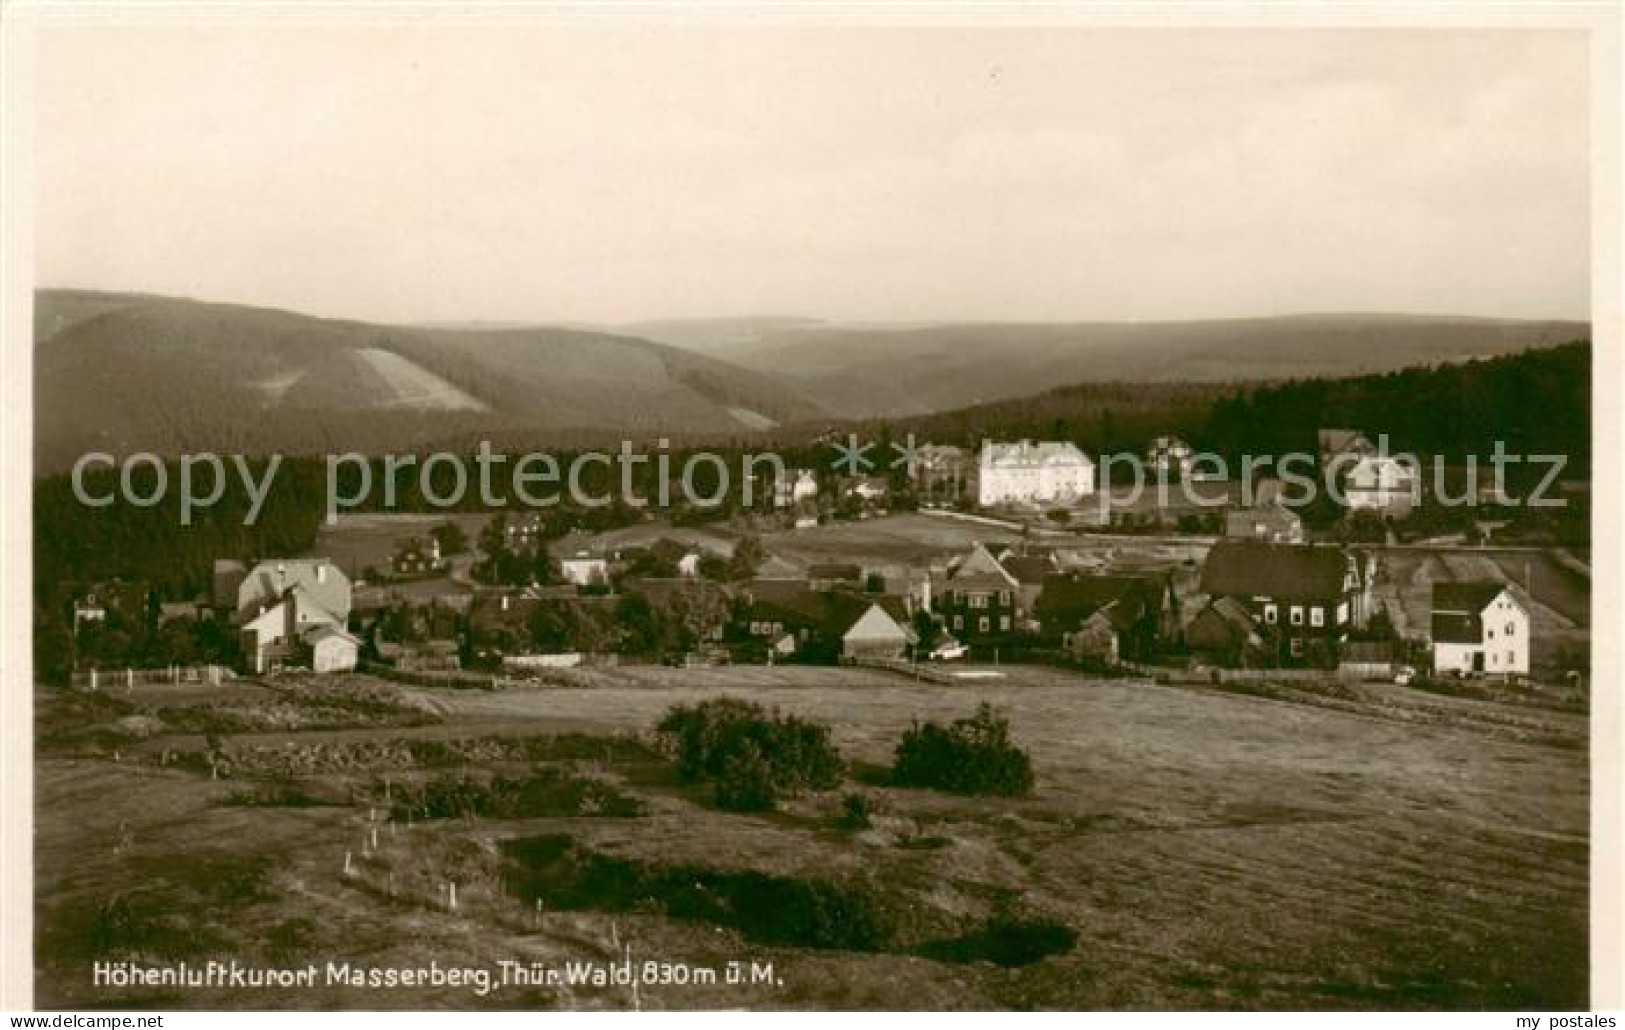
(34, 663, 1587, 1010)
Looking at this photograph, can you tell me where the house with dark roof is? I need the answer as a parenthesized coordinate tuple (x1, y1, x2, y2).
(1184, 596, 1267, 667)
(1034, 572, 1177, 663)
(1198, 540, 1373, 666)
(1431, 581, 1529, 676)
(932, 543, 1024, 644)
(735, 584, 912, 663)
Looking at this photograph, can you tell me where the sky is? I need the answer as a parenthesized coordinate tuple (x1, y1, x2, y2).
(33, 22, 1590, 325)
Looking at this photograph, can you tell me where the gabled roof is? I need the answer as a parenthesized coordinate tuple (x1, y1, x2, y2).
(843, 602, 911, 643)
(1431, 612, 1482, 645)
(237, 559, 351, 621)
(945, 544, 1020, 590)
(1431, 581, 1510, 615)
(1001, 554, 1057, 586)
(1199, 541, 1352, 601)
(1319, 428, 1374, 459)
(745, 588, 908, 640)
(981, 439, 1094, 469)
(1184, 596, 1260, 647)
(1036, 573, 1164, 630)
(1429, 581, 1520, 644)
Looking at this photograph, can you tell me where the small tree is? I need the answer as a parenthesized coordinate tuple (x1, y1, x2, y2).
(657, 698, 845, 811)
(892, 703, 1034, 797)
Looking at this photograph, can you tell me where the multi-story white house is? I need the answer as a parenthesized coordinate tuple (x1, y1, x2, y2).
(977, 440, 1095, 508)
(221, 558, 357, 673)
(1431, 581, 1530, 676)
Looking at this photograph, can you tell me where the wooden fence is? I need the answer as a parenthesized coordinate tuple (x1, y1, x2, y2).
(71, 664, 234, 691)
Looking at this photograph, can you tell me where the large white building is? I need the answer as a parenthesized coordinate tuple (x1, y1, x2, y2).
(977, 440, 1095, 508)
(1431, 581, 1529, 676)
(218, 558, 358, 674)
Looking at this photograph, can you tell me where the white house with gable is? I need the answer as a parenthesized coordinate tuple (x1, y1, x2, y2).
(1431, 581, 1529, 676)
(228, 558, 357, 674)
(978, 440, 1095, 508)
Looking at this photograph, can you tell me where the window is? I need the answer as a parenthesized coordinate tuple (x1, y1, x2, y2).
(1290, 606, 1304, 626)
(999, 591, 1012, 607)
(978, 617, 990, 633)
(1337, 601, 1349, 624)
(1264, 604, 1278, 624)
(1488, 629, 1495, 640)
(1310, 606, 1324, 627)
(1507, 650, 1515, 665)
(970, 594, 988, 609)
(1000, 616, 1011, 631)
(953, 615, 963, 631)
(1490, 652, 1498, 666)
(1506, 622, 1515, 635)
(1289, 638, 1304, 657)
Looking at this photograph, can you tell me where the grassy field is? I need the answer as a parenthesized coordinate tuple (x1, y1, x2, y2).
(35, 664, 1587, 1010)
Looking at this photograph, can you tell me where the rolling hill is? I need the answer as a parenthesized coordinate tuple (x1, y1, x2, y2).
(630, 314, 1589, 418)
(33, 291, 830, 470)
(33, 292, 1588, 471)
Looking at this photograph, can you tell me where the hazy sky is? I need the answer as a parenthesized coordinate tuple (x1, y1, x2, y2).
(35, 23, 1589, 324)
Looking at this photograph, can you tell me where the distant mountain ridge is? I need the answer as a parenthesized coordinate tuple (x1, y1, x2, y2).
(629, 313, 1588, 418)
(33, 290, 1587, 470)
(33, 290, 830, 471)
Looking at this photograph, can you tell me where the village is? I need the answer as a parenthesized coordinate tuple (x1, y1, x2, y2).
(64, 428, 1587, 692)
(37, 427, 1591, 1010)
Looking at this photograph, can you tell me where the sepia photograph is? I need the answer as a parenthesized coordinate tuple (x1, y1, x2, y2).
(1, 2, 1620, 1015)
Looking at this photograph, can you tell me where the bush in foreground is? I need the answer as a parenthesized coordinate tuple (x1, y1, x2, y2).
(657, 697, 844, 811)
(891, 702, 1034, 796)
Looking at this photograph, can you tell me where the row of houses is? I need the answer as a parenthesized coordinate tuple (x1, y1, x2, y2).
(905, 429, 1418, 519)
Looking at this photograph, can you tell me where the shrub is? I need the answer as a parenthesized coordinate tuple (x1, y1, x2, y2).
(388, 769, 644, 821)
(502, 833, 899, 951)
(657, 698, 845, 811)
(917, 915, 1077, 967)
(837, 792, 874, 830)
(891, 703, 1034, 796)
(715, 741, 778, 812)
